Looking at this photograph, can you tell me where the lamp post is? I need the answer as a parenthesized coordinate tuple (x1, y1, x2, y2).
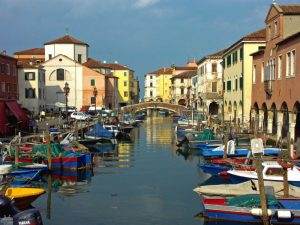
(93, 86, 98, 112)
(63, 82, 70, 123)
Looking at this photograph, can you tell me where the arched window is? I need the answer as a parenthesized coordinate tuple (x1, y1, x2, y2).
(57, 69, 65, 81)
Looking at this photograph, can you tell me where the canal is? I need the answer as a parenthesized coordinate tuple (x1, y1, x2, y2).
(36, 116, 210, 225)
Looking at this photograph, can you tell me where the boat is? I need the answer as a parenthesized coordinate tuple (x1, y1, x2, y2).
(9, 169, 43, 185)
(103, 124, 119, 137)
(0, 164, 12, 175)
(227, 161, 300, 186)
(194, 180, 300, 198)
(202, 194, 300, 224)
(5, 187, 45, 210)
(0, 195, 43, 224)
(84, 123, 117, 145)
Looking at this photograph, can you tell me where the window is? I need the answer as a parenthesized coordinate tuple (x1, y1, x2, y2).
(233, 51, 238, 64)
(235, 78, 238, 90)
(181, 78, 184, 83)
(212, 63, 217, 73)
(226, 55, 231, 67)
(25, 88, 36, 98)
(150, 82, 153, 87)
(240, 77, 243, 90)
(91, 96, 96, 104)
(124, 91, 128, 97)
(150, 75, 153, 79)
(223, 82, 225, 91)
(124, 72, 127, 76)
(56, 69, 64, 80)
(226, 80, 231, 91)
(286, 52, 291, 77)
(38, 88, 41, 99)
(6, 64, 10, 75)
(274, 21, 278, 35)
(212, 82, 217, 92)
(78, 54, 82, 63)
(180, 87, 184, 95)
(291, 50, 296, 77)
(124, 81, 127, 86)
(268, 25, 271, 40)
(49, 54, 52, 59)
(240, 48, 243, 61)
(261, 62, 264, 82)
(1, 83, 5, 92)
(253, 65, 256, 84)
(91, 79, 95, 86)
(25, 72, 35, 80)
(278, 56, 282, 79)
(150, 90, 153, 97)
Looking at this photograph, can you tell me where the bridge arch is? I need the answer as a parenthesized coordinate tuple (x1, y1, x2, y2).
(121, 102, 188, 114)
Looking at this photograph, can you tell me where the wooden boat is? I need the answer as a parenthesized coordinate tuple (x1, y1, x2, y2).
(202, 194, 300, 224)
(194, 180, 300, 198)
(5, 187, 45, 210)
(227, 161, 300, 186)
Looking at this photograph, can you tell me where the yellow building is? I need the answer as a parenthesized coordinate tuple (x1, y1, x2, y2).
(156, 68, 173, 102)
(105, 63, 135, 107)
(223, 28, 266, 123)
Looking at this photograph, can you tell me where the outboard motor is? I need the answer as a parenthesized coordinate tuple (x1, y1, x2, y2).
(13, 209, 43, 225)
(0, 196, 12, 217)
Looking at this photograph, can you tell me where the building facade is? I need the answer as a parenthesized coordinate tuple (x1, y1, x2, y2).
(170, 70, 197, 107)
(251, 3, 300, 141)
(0, 53, 28, 135)
(196, 50, 224, 116)
(156, 68, 173, 102)
(223, 29, 266, 124)
(144, 72, 157, 102)
(17, 60, 46, 115)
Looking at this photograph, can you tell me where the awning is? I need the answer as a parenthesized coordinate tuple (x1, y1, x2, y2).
(0, 101, 8, 135)
(5, 101, 29, 127)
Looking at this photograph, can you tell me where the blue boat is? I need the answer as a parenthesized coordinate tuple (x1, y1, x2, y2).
(10, 169, 43, 186)
(85, 123, 117, 144)
(198, 163, 231, 175)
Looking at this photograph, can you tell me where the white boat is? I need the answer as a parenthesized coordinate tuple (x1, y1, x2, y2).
(194, 180, 300, 198)
(0, 164, 12, 175)
(227, 161, 300, 185)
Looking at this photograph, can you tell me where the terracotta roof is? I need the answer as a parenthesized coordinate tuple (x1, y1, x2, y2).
(14, 48, 45, 55)
(250, 49, 265, 57)
(17, 59, 43, 68)
(171, 70, 197, 79)
(82, 58, 102, 68)
(276, 31, 300, 46)
(0, 53, 17, 61)
(156, 67, 173, 75)
(278, 4, 300, 15)
(104, 63, 133, 71)
(44, 35, 89, 46)
(224, 28, 266, 55)
(197, 48, 227, 65)
(174, 66, 197, 71)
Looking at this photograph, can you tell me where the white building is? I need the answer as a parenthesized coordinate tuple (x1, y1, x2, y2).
(144, 71, 157, 101)
(17, 60, 45, 116)
(44, 35, 88, 63)
(196, 50, 225, 116)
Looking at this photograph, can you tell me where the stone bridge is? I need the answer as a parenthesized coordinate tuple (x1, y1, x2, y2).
(121, 102, 188, 115)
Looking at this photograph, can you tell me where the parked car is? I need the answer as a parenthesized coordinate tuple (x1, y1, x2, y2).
(70, 112, 91, 121)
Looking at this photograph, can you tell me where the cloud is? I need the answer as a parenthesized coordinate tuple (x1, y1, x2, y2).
(134, 0, 160, 8)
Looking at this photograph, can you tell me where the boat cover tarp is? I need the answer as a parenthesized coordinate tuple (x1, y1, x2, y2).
(228, 194, 281, 208)
(193, 129, 215, 141)
(31, 143, 65, 157)
(0, 101, 8, 135)
(86, 123, 113, 139)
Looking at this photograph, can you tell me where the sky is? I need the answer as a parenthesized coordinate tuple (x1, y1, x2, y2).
(1, 0, 299, 96)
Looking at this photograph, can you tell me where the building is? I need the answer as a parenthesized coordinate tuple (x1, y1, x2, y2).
(144, 71, 158, 102)
(0, 53, 28, 135)
(251, 3, 300, 141)
(83, 58, 119, 109)
(17, 59, 45, 116)
(223, 28, 266, 124)
(132, 78, 140, 103)
(170, 70, 197, 107)
(14, 48, 45, 62)
(156, 67, 173, 102)
(196, 49, 225, 116)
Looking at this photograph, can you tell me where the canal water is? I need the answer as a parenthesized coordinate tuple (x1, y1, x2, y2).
(35, 116, 213, 225)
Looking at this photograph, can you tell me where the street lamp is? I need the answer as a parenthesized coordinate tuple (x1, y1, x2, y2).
(63, 82, 70, 123)
(93, 86, 98, 112)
